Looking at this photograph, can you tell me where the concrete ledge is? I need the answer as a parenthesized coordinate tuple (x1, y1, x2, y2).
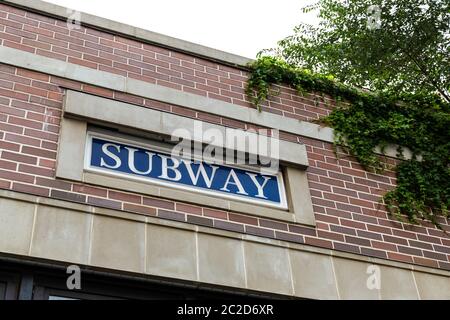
(284, 167, 315, 226)
(55, 117, 86, 181)
(83, 171, 297, 223)
(64, 90, 309, 168)
(2, 0, 252, 67)
(0, 46, 335, 145)
(0, 189, 449, 299)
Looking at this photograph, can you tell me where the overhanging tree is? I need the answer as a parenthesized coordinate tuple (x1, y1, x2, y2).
(246, 0, 450, 227)
(274, 0, 450, 102)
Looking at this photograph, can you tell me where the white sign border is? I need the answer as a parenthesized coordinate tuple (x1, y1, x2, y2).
(84, 132, 288, 210)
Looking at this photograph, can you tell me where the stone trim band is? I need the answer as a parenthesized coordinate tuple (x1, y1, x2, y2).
(0, 189, 448, 299)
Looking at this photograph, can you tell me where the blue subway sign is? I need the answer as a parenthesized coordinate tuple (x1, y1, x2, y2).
(85, 134, 287, 209)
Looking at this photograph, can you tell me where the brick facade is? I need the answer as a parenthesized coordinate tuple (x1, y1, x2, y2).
(0, 2, 449, 272)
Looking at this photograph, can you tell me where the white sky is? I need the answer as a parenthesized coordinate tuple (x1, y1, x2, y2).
(43, 0, 319, 59)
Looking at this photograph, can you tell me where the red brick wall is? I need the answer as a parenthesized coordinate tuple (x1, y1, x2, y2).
(0, 3, 334, 119)
(0, 3, 449, 271)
